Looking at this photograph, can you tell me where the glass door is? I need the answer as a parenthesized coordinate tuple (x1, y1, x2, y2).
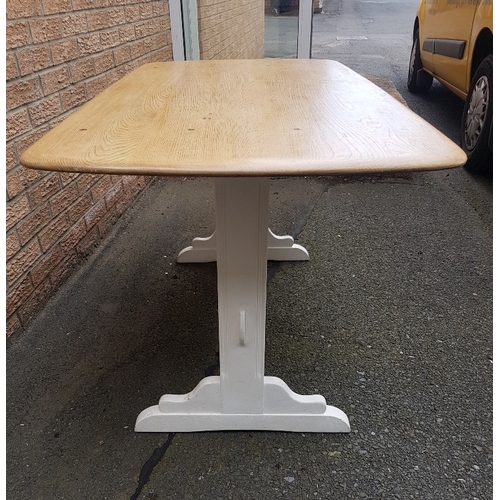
(265, 0, 313, 58)
(169, 0, 313, 61)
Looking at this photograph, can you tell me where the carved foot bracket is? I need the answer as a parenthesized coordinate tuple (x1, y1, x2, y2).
(177, 228, 309, 263)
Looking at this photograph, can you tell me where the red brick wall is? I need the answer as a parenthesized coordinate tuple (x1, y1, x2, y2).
(6, 0, 173, 339)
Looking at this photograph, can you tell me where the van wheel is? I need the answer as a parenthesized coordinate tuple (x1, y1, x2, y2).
(460, 55, 493, 173)
(408, 30, 433, 93)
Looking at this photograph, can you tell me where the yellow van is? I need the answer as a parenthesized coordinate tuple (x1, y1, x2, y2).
(407, 0, 493, 172)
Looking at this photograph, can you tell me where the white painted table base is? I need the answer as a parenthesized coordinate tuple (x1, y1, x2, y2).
(135, 177, 350, 433)
(177, 228, 309, 263)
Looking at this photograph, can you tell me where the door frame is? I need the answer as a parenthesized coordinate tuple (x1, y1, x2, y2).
(169, 0, 200, 61)
(169, 0, 313, 60)
(297, 0, 313, 59)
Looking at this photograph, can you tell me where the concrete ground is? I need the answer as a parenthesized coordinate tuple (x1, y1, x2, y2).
(7, 4, 492, 499)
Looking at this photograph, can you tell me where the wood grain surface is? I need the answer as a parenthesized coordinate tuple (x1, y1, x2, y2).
(20, 59, 467, 176)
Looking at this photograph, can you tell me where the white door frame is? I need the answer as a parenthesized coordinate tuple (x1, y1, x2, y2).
(168, 0, 200, 61)
(169, 0, 185, 61)
(169, 0, 313, 60)
(297, 0, 313, 59)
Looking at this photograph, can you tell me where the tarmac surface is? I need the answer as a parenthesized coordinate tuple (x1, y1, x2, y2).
(7, 172, 492, 499)
(7, 4, 493, 499)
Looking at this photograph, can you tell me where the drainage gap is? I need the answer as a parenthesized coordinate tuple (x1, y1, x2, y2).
(130, 433, 175, 500)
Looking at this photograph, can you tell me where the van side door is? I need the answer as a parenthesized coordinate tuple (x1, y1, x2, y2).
(424, 0, 478, 93)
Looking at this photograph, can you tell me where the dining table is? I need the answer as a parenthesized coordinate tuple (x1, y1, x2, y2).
(20, 59, 467, 433)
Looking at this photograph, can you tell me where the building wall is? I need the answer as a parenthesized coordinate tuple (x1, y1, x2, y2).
(6, 0, 173, 339)
(6, 0, 266, 340)
(198, 0, 265, 60)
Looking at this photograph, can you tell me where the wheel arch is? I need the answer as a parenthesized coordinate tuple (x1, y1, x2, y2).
(412, 17, 420, 38)
(469, 29, 493, 82)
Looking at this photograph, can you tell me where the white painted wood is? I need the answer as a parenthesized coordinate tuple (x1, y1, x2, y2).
(135, 177, 350, 433)
(267, 229, 310, 261)
(177, 232, 217, 262)
(297, 0, 314, 59)
(135, 406, 350, 433)
(216, 177, 268, 414)
(263, 376, 326, 413)
(136, 376, 350, 432)
(168, 0, 185, 61)
(177, 228, 309, 262)
(158, 376, 221, 413)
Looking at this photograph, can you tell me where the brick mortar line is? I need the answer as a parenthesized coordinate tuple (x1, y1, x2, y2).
(201, 18, 261, 51)
(7, 177, 122, 294)
(7, 235, 44, 292)
(6, 1, 167, 21)
(6, 14, 162, 53)
(200, 8, 261, 33)
(7, 72, 168, 274)
(6, 45, 170, 142)
(201, 15, 262, 38)
(6, 20, 169, 80)
(6, 17, 168, 64)
(6, 6, 173, 338)
(7, 175, 154, 323)
(8, 169, 80, 213)
(200, 8, 261, 24)
(7, 47, 169, 278)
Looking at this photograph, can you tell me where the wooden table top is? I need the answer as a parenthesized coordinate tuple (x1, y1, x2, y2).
(20, 59, 466, 177)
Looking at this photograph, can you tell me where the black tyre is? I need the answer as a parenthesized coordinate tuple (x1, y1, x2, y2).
(460, 54, 493, 173)
(408, 30, 433, 93)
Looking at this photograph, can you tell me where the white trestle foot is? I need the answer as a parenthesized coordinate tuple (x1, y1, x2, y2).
(177, 228, 309, 263)
(135, 376, 350, 433)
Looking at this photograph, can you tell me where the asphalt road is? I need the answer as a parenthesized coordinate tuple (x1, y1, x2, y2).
(7, 2, 492, 499)
(313, 0, 492, 231)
